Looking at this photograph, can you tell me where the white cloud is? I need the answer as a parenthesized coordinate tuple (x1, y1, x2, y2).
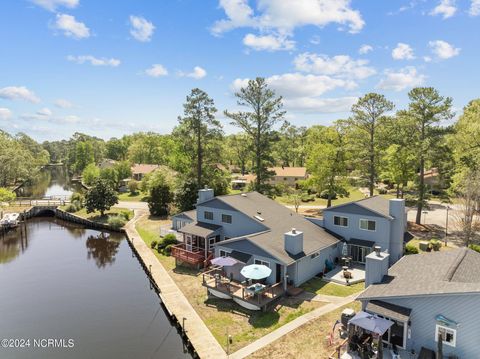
(63, 115, 80, 123)
(293, 53, 376, 80)
(0, 108, 12, 120)
(179, 66, 207, 79)
(358, 44, 373, 54)
(54, 98, 73, 108)
(54, 14, 90, 39)
(470, 0, 480, 15)
(430, 0, 457, 19)
(233, 73, 355, 98)
(129, 15, 155, 42)
(212, 0, 364, 35)
(30, 0, 78, 11)
(36, 107, 53, 117)
(145, 64, 168, 77)
(0, 86, 40, 103)
(67, 55, 120, 66)
(392, 43, 415, 60)
(376, 66, 426, 91)
(282, 96, 358, 113)
(243, 33, 295, 51)
(428, 40, 460, 59)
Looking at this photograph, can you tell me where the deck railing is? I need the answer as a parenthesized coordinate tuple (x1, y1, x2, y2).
(203, 268, 285, 306)
(171, 243, 209, 266)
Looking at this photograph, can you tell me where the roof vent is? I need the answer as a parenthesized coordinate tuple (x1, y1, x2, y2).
(292, 228, 296, 234)
(374, 246, 381, 257)
(254, 215, 264, 222)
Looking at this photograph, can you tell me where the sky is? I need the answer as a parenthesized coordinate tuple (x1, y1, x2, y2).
(0, 0, 479, 142)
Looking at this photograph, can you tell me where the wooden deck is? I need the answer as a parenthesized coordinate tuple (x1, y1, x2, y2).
(171, 243, 212, 268)
(202, 268, 285, 310)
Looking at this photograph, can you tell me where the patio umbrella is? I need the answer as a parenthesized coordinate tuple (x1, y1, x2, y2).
(240, 264, 272, 280)
(348, 311, 393, 336)
(342, 242, 349, 257)
(211, 256, 238, 267)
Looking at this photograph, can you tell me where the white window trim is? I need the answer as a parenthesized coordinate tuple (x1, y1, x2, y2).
(219, 249, 231, 258)
(359, 218, 376, 232)
(254, 259, 270, 268)
(435, 324, 456, 347)
(333, 215, 349, 227)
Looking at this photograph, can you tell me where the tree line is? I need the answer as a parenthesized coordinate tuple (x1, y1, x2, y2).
(1, 78, 479, 229)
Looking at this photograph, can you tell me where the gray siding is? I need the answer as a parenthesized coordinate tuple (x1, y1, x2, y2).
(295, 243, 338, 285)
(196, 205, 267, 240)
(323, 210, 391, 253)
(172, 215, 193, 231)
(362, 295, 480, 357)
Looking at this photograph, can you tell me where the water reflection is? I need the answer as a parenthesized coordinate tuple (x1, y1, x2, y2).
(0, 231, 28, 264)
(15, 166, 82, 198)
(86, 232, 121, 268)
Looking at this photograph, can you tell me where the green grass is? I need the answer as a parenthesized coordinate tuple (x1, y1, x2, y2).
(118, 191, 148, 202)
(59, 206, 133, 225)
(276, 187, 366, 207)
(301, 278, 364, 297)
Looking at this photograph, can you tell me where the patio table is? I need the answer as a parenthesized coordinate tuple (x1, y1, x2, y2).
(245, 283, 266, 295)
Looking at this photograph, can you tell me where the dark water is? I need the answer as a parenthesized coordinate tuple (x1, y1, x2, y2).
(0, 218, 191, 359)
(15, 166, 82, 199)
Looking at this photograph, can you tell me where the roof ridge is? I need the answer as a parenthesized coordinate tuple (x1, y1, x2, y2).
(444, 247, 469, 282)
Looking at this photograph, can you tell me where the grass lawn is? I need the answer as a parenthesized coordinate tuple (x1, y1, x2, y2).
(250, 301, 361, 359)
(275, 187, 366, 207)
(135, 215, 327, 352)
(118, 191, 148, 202)
(301, 278, 364, 297)
(60, 206, 133, 224)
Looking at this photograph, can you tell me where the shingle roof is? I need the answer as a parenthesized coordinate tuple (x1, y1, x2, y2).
(205, 192, 339, 264)
(271, 167, 307, 178)
(323, 195, 393, 219)
(131, 163, 160, 175)
(358, 247, 480, 300)
(178, 221, 222, 238)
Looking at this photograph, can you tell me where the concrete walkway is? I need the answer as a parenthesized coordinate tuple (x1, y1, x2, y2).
(124, 210, 227, 359)
(229, 294, 357, 359)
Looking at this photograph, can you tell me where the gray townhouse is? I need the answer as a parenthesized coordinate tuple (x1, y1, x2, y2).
(171, 189, 407, 289)
(321, 196, 407, 265)
(358, 247, 480, 357)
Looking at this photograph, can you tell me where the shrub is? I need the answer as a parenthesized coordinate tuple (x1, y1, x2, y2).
(469, 244, 480, 253)
(151, 240, 158, 249)
(128, 180, 139, 194)
(70, 192, 85, 205)
(119, 210, 132, 221)
(405, 243, 419, 255)
(164, 244, 174, 256)
(157, 234, 178, 254)
(429, 239, 442, 251)
(65, 202, 80, 213)
(107, 215, 127, 229)
(377, 188, 388, 195)
(301, 194, 315, 202)
(318, 190, 338, 200)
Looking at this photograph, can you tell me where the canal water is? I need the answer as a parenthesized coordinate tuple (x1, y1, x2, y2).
(0, 217, 192, 359)
(15, 166, 82, 199)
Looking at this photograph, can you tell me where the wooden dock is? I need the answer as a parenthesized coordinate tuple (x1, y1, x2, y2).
(124, 211, 227, 359)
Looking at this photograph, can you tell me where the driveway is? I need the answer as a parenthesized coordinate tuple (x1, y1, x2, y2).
(115, 201, 148, 211)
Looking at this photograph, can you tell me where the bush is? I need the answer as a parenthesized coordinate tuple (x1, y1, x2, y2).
(405, 243, 419, 255)
(469, 244, 480, 253)
(107, 215, 127, 229)
(119, 210, 132, 221)
(157, 234, 178, 255)
(70, 192, 85, 205)
(164, 244, 174, 256)
(65, 202, 80, 213)
(377, 188, 388, 195)
(151, 240, 158, 249)
(301, 194, 315, 202)
(429, 239, 442, 251)
(128, 180, 139, 194)
(318, 190, 338, 200)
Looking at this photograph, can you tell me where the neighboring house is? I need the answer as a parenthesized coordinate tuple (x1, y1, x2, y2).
(359, 247, 480, 357)
(98, 159, 117, 170)
(268, 166, 308, 187)
(322, 196, 407, 265)
(171, 189, 340, 287)
(423, 167, 444, 192)
(230, 167, 308, 190)
(131, 164, 160, 181)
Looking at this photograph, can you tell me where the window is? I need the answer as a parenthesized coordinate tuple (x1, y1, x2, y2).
(219, 250, 230, 258)
(204, 211, 213, 220)
(435, 325, 456, 347)
(222, 214, 232, 224)
(254, 259, 270, 268)
(359, 219, 376, 231)
(333, 216, 348, 227)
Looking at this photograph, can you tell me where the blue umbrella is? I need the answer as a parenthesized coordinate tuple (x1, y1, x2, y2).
(240, 264, 272, 280)
(211, 256, 238, 267)
(348, 311, 393, 335)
